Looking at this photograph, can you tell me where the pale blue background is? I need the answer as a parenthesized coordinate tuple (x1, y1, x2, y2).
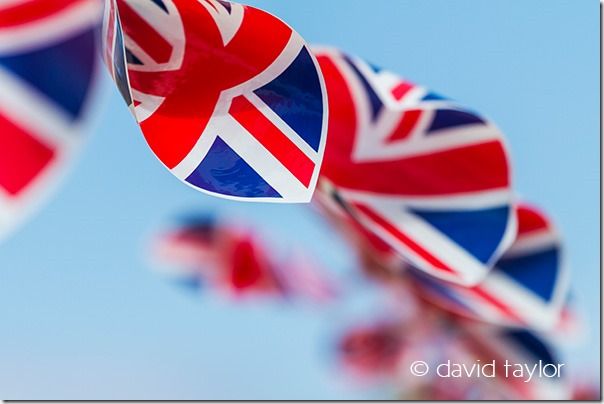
(0, 0, 599, 399)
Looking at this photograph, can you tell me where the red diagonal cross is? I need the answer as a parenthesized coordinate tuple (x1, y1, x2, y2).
(0, 112, 54, 196)
(117, 0, 292, 169)
(317, 55, 510, 197)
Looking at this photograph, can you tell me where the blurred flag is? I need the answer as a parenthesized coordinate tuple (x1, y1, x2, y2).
(570, 381, 601, 400)
(411, 203, 569, 331)
(336, 300, 451, 385)
(314, 194, 403, 282)
(313, 47, 515, 286)
(283, 247, 338, 303)
(549, 297, 585, 344)
(152, 214, 336, 302)
(103, 0, 327, 203)
(454, 322, 571, 399)
(337, 321, 405, 379)
(0, 0, 102, 241)
(153, 215, 283, 297)
(334, 301, 571, 399)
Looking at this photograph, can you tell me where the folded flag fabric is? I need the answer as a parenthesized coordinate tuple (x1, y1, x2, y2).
(104, 0, 328, 203)
(313, 47, 515, 286)
(0, 0, 101, 241)
(411, 203, 569, 331)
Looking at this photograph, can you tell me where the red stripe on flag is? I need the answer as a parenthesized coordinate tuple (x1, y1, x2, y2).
(353, 203, 455, 274)
(116, 0, 172, 64)
(229, 96, 314, 187)
(387, 109, 422, 142)
(469, 285, 525, 324)
(325, 140, 510, 196)
(0, 113, 55, 196)
(391, 81, 415, 101)
(0, 0, 78, 28)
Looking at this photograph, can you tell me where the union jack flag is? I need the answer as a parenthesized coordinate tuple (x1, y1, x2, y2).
(313, 47, 516, 286)
(153, 215, 284, 296)
(0, 0, 101, 241)
(104, 0, 328, 202)
(411, 203, 569, 331)
(152, 214, 336, 302)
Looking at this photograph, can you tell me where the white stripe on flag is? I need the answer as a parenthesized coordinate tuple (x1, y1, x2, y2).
(245, 92, 319, 163)
(504, 230, 559, 258)
(341, 187, 513, 211)
(217, 115, 311, 201)
(361, 201, 491, 285)
(480, 270, 561, 331)
(0, 67, 79, 148)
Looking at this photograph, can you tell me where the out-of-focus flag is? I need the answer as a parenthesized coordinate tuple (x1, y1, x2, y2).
(0, 0, 102, 241)
(103, 0, 328, 203)
(411, 203, 569, 331)
(570, 381, 601, 400)
(313, 47, 515, 286)
(454, 322, 571, 400)
(152, 215, 336, 302)
(336, 301, 451, 385)
(548, 297, 585, 345)
(282, 248, 338, 303)
(337, 321, 405, 379)
(334, 306, 570, 399)
(153, 216, 283, 297)
(314, 194, 403, 281)
(396, 313, 569, 400)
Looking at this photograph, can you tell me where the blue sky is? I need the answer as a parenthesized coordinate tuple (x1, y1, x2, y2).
(0, 0, 599, 399)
